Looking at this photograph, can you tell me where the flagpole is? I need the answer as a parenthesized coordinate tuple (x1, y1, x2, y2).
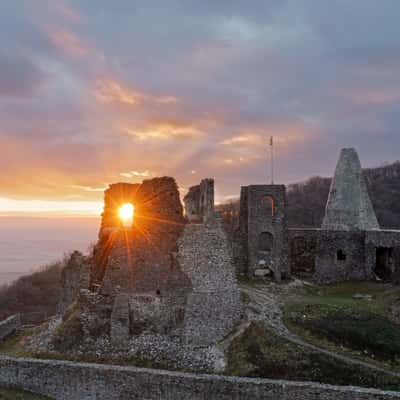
(270, 136, 274, 184)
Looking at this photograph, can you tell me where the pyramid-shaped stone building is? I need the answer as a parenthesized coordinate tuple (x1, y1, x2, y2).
(314, 148, 400, 282)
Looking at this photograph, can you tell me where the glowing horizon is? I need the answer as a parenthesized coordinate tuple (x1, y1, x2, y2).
(0, 197, 103, 217)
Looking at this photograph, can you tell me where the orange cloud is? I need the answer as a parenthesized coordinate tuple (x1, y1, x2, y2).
(337, 87, 400, 106)
(49, 29, 89, 58)
(155, 96, 180, 105)
(124, 121, 204, 141)
(221, 126, 310, 149)
(95, 79, 144, 105)
(221, 133, 263, 146)
(94, 78, 180, 107)
(69, 185, 108, 192)
(120, 170, 153, 179)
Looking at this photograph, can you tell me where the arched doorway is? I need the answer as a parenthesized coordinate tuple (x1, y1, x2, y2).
(259, 232, 274, 252)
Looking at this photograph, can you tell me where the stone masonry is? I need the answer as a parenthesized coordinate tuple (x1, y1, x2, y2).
(53, 177, 195, 350)
(183, 178, 214, 223)
(237, 184, 289, 281)
(291, 147, 400, 283)
(57, 251, 90, 315)
(322, 148, 379, 231)
(1, 356, 400, 400)
(178, 217, 242, 346)
(54, 176, 242, 358)
(314, 231, 369, 283)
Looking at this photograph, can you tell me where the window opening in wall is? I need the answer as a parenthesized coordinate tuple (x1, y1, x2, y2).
(261, 196, 275, 216)
(337, 250, 347, 261)
(259, 231, 274, 252)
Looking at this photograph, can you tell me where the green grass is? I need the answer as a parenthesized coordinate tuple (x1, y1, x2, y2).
(0, 329, 36, 358)
(286, 281, 400, 315)
(283, 281, 400, 369)
(226, 322, 400, 391)
(0, 387, 53, 399)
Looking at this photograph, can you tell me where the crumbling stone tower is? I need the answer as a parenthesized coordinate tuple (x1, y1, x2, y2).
(180, 178, 242, 346)
(238, 184, 289, 281)
(183, 179, 214, 222)
(86, 177, 192, 343)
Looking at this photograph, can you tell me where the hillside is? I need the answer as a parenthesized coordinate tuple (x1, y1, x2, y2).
(0, 260, 63, 324)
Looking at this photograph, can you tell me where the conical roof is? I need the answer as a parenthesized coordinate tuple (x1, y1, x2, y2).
(322, 148, 379, 231)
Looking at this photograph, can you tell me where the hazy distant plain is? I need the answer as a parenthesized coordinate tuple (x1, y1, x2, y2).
(0, 217, 99, 285)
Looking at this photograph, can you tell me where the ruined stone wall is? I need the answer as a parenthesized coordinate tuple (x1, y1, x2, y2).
(1, 356, 400, 400)
(288, 228, 319, 274)
(232, 187, 250, 275)
(99, 231, 191, 296)
(314, 231, 369, 283)
(65, 177, 193, 344)
(232, 228, 248, 275)
(0, 315, 20, 340)
(178, 218, 242, 346)
(365, 230, 400, 280)
(183, 178, 214, 223)
(199, 178, 214, 221)
(239, 185, 289, 280)
(93, 177, 188, 294)
(57, 251, 90, 315)
(183, 185, 200, 221)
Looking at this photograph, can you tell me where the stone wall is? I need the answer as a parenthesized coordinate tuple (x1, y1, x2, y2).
(0, 315, 20, 340)
(93, 177, 186, 288)
(178, 218, 242, 346)
(314, 231, 369, 283)
(54, 177, 194, 348)
(365, 230, 400, 280)
(238, 185, 289, 280)
(183, 178, 214, 223)
(1, 356, 400, 400)
(57, 251, 90, 315)
(288, 228, 319, 274)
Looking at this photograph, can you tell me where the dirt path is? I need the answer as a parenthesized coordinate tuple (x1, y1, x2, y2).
(241, 282, 400, 379)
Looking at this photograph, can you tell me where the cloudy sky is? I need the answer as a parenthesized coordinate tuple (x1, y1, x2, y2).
(1, 0, 399, 215)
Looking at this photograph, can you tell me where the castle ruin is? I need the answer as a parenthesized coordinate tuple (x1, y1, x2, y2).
(224, 147, 400, 283)
(55, 176, 241, 367)
(53, 147, 400, 368)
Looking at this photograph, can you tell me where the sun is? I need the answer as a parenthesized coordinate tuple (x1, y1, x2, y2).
(119, 203, 134, 227)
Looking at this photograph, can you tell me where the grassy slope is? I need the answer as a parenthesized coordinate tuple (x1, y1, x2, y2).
(0, 261, 63, 323)
(226, 322, 400, 391)
(0, 387, 52, 400)
(283, 281, 400, 371)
